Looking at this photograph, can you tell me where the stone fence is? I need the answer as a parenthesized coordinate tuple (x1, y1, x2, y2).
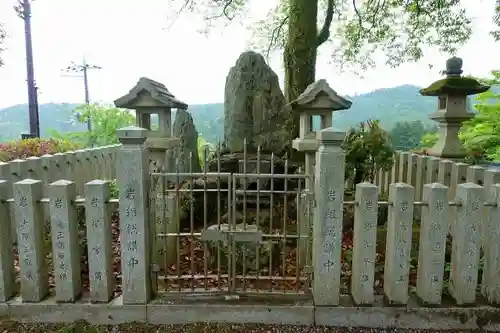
(0, 127, 498, 330)
(0, 144, 119, 197)
(374, 151, 500, 201)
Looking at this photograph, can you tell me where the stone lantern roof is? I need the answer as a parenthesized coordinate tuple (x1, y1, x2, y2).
(290, 79, 352, 110)
(420, 57, 490, 97)
(114, 77, 188, 109)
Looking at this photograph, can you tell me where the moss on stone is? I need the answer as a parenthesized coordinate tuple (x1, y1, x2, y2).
(419, 76, 489, 96)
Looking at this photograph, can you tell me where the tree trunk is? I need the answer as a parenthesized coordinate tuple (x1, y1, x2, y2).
(283, 0, 318, 140)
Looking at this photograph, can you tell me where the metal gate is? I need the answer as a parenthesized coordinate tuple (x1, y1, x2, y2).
(150, 160, 313, 297)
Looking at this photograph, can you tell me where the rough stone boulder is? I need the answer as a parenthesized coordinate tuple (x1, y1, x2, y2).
(205, 152, 302, 192)
(172, 109, 201, 177)
(177, 175, 228, 231)
(224, 51, 293, 154)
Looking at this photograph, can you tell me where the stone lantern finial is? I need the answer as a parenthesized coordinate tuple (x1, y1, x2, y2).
(445, 56, 463, 77)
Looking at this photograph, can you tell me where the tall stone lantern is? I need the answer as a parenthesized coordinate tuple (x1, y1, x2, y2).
(420, 57, 490, 159)
(114, 77, 185, 173)
(291, 79, 352, 190)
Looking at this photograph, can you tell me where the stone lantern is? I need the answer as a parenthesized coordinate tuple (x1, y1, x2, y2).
(420, 57, 490, 159)
(291, 79, 352, 189)
(114, 77, 185, 172)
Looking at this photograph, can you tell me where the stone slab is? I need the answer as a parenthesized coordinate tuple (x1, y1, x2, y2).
(7, 296, 146, 325)
(1, 296, 500, 330)
(147, 302, 314, 325)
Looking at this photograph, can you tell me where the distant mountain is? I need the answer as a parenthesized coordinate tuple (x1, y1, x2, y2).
(0, 84, 474, 143)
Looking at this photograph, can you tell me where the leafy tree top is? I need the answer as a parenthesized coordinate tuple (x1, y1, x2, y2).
(172, 0, 474, 71)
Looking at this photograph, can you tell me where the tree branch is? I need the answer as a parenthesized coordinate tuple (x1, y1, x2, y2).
(316, 0, 334, 47)
(266, 16, 289, 58)
(204, 0, 237, 21)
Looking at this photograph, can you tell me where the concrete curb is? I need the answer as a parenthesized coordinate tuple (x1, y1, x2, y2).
(2, 296, 500, 331)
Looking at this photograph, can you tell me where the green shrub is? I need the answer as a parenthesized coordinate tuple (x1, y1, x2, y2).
(0, 138, 80, 162)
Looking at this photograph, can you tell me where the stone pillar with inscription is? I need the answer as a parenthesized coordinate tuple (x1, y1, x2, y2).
(449, 182, 483, 305)
(116, 126, 152, 304)
(49, 180, 81, 302)
(351, 182, 378, 305)
(312, 128, 345, 306)
(384, 182, 414, 305)
(416, 183, 449, 305)
(85, 180, 114, 303)
(13, 179, 48, 302)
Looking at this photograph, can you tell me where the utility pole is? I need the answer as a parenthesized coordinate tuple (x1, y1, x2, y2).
(15, 0, 40, 138)
(62, 58, 102, 131)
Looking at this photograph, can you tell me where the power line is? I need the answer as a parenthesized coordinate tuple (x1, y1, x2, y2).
(62, 57, 102, 132)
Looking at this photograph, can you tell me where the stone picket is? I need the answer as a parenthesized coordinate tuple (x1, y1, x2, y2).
(351, 182, 378, 305)
(407, 154, 418, 187)
(384, 182, 414, 305)
(14, 179, 48, 302)
(0, 180, 15, 301)
(312, 128, 345, 306)
(449, 182, 483, 305)
(425, 157, 440, 184)
(398, 152, 410, 183)
(49, 180, 81, 302)
(416, 183, 449, 305)
(116, 126, 152, 304)
(437, 160, 453, 187)
(467, 165, 485, 185)
(415, 155, 429, 201)
(482, 183, 500, 304)
(449, 162, 468, 236)
(391, 152, 400, 184)
(85, 180, 114, 302)
(450, 162, 468, 199)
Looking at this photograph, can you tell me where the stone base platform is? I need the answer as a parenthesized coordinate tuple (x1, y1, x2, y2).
(2, 295, 500, 330)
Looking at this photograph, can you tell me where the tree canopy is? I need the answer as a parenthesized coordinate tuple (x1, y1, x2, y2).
(174, 0, 472, 71)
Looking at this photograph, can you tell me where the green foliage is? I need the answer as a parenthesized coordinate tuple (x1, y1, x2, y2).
(50, 104, 135, 147)
(460, 71, 500, 161)
(0, 138, 80, 162)
(342, 120, 394, 188)
(197, 135, 216, 168)
(419, 132, 438, 148)
(244, 0, 473, 72)
(389, 120, 437, 151)
(332, 0, 472, 72)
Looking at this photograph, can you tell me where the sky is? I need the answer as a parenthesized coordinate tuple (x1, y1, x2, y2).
(0, 0, 499, 109)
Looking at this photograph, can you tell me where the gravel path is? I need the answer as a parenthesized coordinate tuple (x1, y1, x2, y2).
(0, 321, 487, 333)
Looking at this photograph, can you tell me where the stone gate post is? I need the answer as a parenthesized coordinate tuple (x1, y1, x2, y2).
(116, 126, 152, 304)
(312, 127, 346, 306)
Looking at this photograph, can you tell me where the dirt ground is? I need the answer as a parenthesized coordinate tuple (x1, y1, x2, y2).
(0, 321, 487, 333)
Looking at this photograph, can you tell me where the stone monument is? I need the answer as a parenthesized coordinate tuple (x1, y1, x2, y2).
(224, 51, 292, 154)
(172, 109, 201, 179)
(420, 57, 490, 159)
